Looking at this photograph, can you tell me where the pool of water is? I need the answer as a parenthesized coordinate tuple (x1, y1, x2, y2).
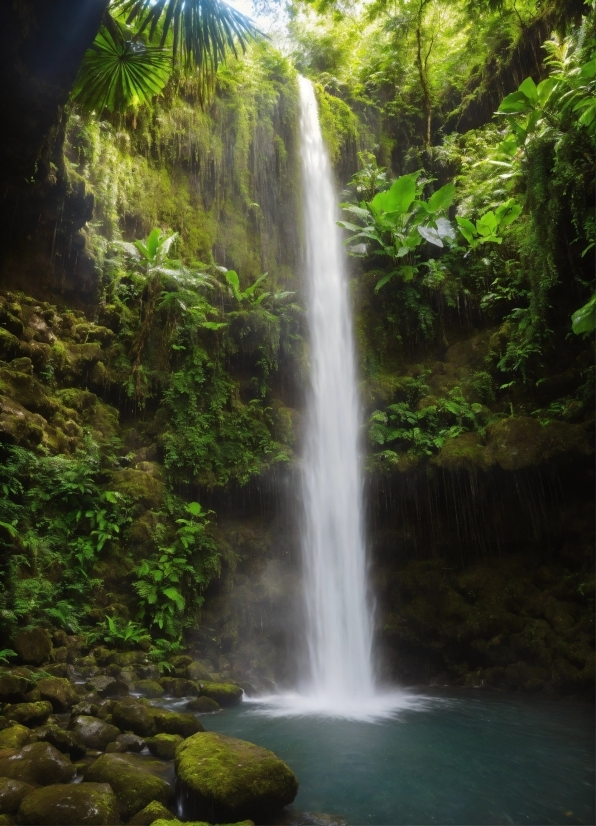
(196, 689, 594, 825)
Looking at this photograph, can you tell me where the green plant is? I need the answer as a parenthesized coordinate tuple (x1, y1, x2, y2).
(455, 198, 522, 249)
(0, 649, 17, 666)
(572, 293, 596, 335)
(89, 617, 151, 649)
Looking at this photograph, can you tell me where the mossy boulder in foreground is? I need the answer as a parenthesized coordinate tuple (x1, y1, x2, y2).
(0, 742, 75, 785)
(175, 731, 298, 822)
(17, 783, 119, 825)
(84, 752, 173, 818)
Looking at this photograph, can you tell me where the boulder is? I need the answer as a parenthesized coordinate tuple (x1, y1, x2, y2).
(111, 699, 157, 738)
(134, 680, 164, 699)
(0, 778, 34, 815)
(70, 716, 120, 751)
(0, 742, 75, 785)
(152, 710, 202, 739)
(186, 697, 220, 714)
(175, 732, 298, 822)
(42, 663, 70, 678)
(71, 701, 100, 718)
(17, 783, 119, 825)
(85, 676, 129, 698)
(13, 628, 52, 666)
(0, 676, 29, 704)
(4, 702, 52, 728)
(84, 753, 173, 819)
(35, 725, 86, 760)
(115, 732, 145, 752)
(0, 725, 30, 750)
(198, 682, 243, 707)
(129, 801, 176, 825)
(147, 734, 183, 761)
(158, 678, 198, 698)
(186, 661, 213, 682)
(37, 677, 79, 712)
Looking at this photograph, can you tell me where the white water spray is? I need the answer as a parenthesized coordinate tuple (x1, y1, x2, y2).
(250, 77, 420, 720)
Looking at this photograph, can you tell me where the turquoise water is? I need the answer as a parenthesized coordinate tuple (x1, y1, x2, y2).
(199, 690, 594, 825)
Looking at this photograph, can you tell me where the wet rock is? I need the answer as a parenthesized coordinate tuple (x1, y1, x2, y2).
(84, 753, 173, 819)
(152, 710, 202, 739)
(93, 648, 116, 668)
(70, 716, 120, 751)
(134, 680, 164, 699)
(71, 701, 100, 718)
(4, 702, 52, 728)
(185, 696, 220, 714)
(486, 417, 591, 471)
(35, 725, 86, 760)
(17, 782, 119, 825)
(0, 742, 75, 785)
(186, 661, 214, 682)
(0, 676, 29, 704)
(175, 732, 298, 823)
(43, 661, 70, 676)
(147, 734, 183, 761)
(158, 678, 198, 698)
(13, 628, 52, 666)
(22, 689, 41, 703)
(111, 698, 157, 738)
(115, 732, 145, 752)
(0, 778, 34, 815)
(198, 681, 243, 707)
(129, 800, 176, 824)
(37, 677, 79, 711)
(85, 676, 129, 698)
(0, 725, 30, 750)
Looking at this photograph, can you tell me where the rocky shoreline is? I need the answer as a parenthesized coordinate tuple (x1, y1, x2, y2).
(0, 627, 298, 825)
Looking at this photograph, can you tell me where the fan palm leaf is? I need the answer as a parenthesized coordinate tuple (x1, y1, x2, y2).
(72, 27, 171, 113)
(113, 0, 260, 76)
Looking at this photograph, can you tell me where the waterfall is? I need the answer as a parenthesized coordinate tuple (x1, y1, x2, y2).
(297, 76, 375, 704)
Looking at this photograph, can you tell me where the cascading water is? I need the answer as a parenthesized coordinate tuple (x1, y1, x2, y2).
(249, 77, 418, 720)
(297, 76, 374, 703)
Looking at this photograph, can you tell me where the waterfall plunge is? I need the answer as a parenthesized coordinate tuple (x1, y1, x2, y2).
(298, 76, 374, 702)
(248, 78, 417, 720)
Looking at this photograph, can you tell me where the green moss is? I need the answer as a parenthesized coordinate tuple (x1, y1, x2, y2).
(198, 681, 242, 707)
(84, 753, 173, 819)
(313, 84, 358, 166)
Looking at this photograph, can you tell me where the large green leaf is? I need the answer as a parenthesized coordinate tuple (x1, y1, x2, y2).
(571, 294, 596, 335)
(371, 174, 417, 216)
(72, 28, 171, 113)
(427, 183, 456, 213)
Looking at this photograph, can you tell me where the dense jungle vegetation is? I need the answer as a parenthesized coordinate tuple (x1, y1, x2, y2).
(0, 0, 593, 695)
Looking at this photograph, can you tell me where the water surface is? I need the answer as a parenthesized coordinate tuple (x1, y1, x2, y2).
(202, 690, 594, 825)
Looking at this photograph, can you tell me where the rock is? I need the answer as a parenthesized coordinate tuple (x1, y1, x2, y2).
(129, 800, 177, 824)
(95, 700, 116, 720)
(70, 716, 120, 751)
(35, 726, 86, 760)
(169, 656, 193, 670)
(0, 676, 29, 704)
(111, 699, 157, 738)
(17, 783, 119, 825)
(185, 697, 220, 714)
(105, 741, 126, 753)
(115, 732, 145, 752)
(147, 734, 183, 761)
(152, 710, 203, 739)
(13, 628, 52, 666)
(71, 701, 100, 718)
(42, 662, 70, 678)
(186, 661, 214, 682)
(22, 689, 40, 703)
(175, 732, 298, 822)
(93, 648, 116, 667)
(37, 677, 79, 711)
(134, 680, 164, 699)
(0, 725, 30, 750)
(0, 778, 34, 815)
(84, 753, 173, 819)
(159, 678, 198, 698)
(0, 742, 75, 785)
(85, 676, 129, 698)
(198, 682, 243, 707)
(4, 702, 52, 728)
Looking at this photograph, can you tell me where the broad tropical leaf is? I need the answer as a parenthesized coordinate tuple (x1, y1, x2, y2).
(72, 28, 171, 113)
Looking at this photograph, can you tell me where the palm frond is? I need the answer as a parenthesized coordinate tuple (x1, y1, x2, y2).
(113, 0, 260, 81)
(72, 27, 171, 114)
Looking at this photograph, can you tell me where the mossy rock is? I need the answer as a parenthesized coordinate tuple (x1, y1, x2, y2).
(0, 724, 30, 750)
(4, 701, 52, 728)
(147, 734, 183, 761)
(186, 696, 220, 714)
(70, 716, 121, 751)
(84, 752, 173, 819)
(0, 396, 45, 449)
(486, 417, 591, 471)
(36, 677, 79, 712)
(129, 800, 177, 824)
(134, 680, 164, 699)
(13, 627, 52, 666)
(112, 698, 157, 738)
(175, 731, 298, 822)
(111, 469, 164, 512)
(186, 661, 214, 682)
(0, 742, 75, 785)
(0, 778, 34, 815)
(198, 682, 243, 707)
(152, 709, 203, 738)
(17, 782, 119, 825)
(159, 677, 198, 697)
(35, 725, 86, 760)
(0, 676, 29, 704)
